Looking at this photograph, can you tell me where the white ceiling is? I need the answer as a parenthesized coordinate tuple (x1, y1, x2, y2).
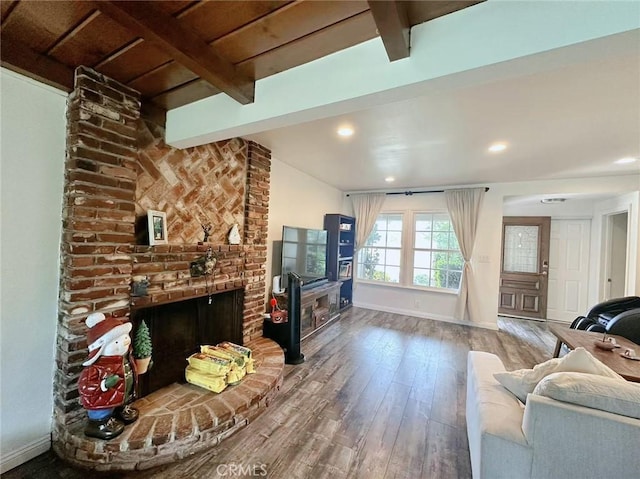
(248, 31, 640, 193)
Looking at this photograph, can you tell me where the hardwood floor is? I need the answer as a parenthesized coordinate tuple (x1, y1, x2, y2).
(4, 308, 556, 479)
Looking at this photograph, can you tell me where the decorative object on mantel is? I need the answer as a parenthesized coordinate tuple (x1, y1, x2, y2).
(190, 247, 217, 304)
(78, 313, 139, 440)
(185, 342, 255, 393)
(131, 275, 149, 297)
(228, 223, 241, 245)
(200, 222, 213, 244)
(147, 209, 167, 246)
(190, 247, 217, 277)
(133, 320, 153, 374)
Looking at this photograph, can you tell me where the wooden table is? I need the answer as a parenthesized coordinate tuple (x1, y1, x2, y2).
(549, 325, 640, 382)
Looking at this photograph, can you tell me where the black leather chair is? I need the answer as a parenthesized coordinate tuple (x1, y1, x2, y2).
(570, 296, 640, 344)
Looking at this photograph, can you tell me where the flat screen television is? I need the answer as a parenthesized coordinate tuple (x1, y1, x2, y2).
(281, 226, 328, 286)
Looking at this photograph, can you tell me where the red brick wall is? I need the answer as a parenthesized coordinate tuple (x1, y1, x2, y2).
(136, 121, 247, 245)
(53, 67, 270, 435)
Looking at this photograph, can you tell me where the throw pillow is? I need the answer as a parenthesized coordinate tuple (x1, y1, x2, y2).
(533, 372, 640, 419)
(493, 347, 624, 403)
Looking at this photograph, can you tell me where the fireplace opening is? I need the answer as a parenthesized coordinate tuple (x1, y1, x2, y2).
(131, 288, 244, 397)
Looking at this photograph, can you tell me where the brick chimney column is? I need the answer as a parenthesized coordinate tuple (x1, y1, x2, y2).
(53, 67, 140, 430)
(242, 142, 271, 342)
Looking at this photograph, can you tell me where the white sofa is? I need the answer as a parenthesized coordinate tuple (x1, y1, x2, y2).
(466, 351, 640, 479)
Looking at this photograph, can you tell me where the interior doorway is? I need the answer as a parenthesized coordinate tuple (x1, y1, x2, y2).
(498, 216, 551, 320)
(603, 212, 628, 299)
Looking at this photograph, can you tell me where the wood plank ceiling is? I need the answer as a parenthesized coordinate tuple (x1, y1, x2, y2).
(1, 0, 483, 118)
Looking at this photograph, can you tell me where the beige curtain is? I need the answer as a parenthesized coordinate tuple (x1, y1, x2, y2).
(350, 193, 386, 252)
(445, 188, 485, 321)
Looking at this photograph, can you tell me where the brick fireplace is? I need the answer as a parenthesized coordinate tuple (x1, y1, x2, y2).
(52, 67, 282, 469)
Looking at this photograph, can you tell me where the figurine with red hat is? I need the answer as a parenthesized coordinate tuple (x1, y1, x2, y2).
(78, 312, 139, 440)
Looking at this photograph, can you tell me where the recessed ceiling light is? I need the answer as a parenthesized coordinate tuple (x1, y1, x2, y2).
(385, 176, 395, 183)
(488, 142, 507, 153)
(614, 157, 638, 165)
(541, 198, 567, 204)
(337, 127, 354, 137)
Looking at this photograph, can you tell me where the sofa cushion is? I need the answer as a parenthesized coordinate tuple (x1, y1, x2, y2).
(532, 372, 640, 419)
(467, 351, 533, 479)
(467, 352, 527, 442)
(493, 347, 624, 403)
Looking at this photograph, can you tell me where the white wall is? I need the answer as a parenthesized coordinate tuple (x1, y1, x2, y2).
(353, 175, 640, 330)
(0, 69, 67, 472)
(265, 158, 345, 298)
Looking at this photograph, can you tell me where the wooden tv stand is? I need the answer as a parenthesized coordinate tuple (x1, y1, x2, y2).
(273, 281, 341, 340)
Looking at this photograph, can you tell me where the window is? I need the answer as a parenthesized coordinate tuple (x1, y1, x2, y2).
(356, 213, 402, 283)
(356, 211, 462, 291)
(413, 213, 462, 290)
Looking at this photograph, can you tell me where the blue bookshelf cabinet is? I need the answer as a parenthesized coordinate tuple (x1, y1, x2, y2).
(324, 214, 356, 310)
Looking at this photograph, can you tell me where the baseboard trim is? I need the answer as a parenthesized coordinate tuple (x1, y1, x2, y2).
(353, 302, 498, 330)
(0, 435, 51, 474)
(498, 313, 546, 322)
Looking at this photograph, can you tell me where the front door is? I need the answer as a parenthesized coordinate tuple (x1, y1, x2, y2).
(499, 216, 551, 320)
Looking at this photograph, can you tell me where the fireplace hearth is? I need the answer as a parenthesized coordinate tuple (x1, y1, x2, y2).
(53, 337, 284, 471)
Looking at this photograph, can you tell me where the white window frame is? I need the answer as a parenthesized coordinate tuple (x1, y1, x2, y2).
(410, 211, 462, 291)
(356, 210, 462, 293)
(356, 211, 404, 284)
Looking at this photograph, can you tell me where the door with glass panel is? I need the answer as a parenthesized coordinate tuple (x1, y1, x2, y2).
(499, 216, 551, 319)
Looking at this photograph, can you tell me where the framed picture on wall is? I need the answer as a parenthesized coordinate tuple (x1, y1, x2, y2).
(147, 210, 167, 245)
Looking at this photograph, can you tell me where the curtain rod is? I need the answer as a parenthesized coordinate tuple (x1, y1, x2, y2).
(346, 187, 489, 197)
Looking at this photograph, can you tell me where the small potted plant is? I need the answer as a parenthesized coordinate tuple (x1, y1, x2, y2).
(133, 320, 152, 374)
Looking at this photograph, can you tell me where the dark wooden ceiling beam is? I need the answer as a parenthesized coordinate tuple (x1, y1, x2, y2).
(46, 10, 102, 56)
(0, 0, 19, 25)
(93, 0, 254, 104)
(0, 35, 74, 92)
(151, 78, 220, 110)
(93, 38, 144, 70)
(367, 0, 411, 61)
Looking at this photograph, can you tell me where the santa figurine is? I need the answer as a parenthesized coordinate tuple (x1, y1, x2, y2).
(78, 313, 139, 440)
